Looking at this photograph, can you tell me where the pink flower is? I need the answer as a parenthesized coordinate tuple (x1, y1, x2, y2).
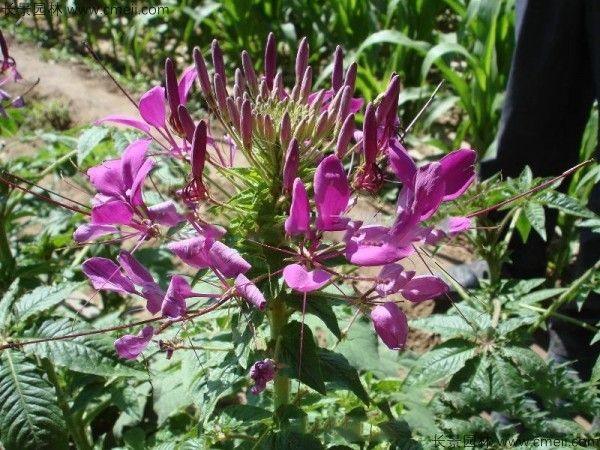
(114, 326, 154, 359)
(371, 302, 408, 350)
(249, 359, 277, 394)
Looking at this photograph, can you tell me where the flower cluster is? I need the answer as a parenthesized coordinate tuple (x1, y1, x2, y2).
(77, 34, 475, 390)
(0, 29, 24, 117)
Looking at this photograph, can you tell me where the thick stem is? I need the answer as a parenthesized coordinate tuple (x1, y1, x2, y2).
(270, 295, 289, 407)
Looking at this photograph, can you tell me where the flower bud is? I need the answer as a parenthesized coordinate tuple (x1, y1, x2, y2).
(332, 45, 344, 92)
(376, 74, 400, 124)
(370, 302, 408, 350)
(280, 112, 291, 149)
(249, 358, 277, 394)
(295, 37, 309, 90)
(335, 113, 355, 159)
(226, 97, 240, 131)
(264, 114, 275, 143)
(234, 68, 245, 100)
(272, 71, 285, 100)
(193, 47, 213, 104)
(191, 120, 207, 179)
(177, 105, 195, 143)
(241, 50, 258, 95)
(264, 32, 276, 89)
(299, 66, 313, 104)
(343, 62, 357, 92)
(241, 99, 253, 150)
(363, 103, 378, 165)
(283, 138, 299, 192)
(335, 85, 352, 125)
(211, 39, 225, 82)
(213, 72, 228, 116)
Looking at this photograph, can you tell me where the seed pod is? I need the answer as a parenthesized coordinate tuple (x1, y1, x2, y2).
(241, 99, 253, 150)
(177, 105, 196, 143)
(335, 113, 355, 159)
(191, 121, 207, 179)
(241, 50, 258, 95)
(332, 45, 344, 93)
(211, 39, 225, 82)
(193, 47, 213, 104)
(264, 32, 276, 90)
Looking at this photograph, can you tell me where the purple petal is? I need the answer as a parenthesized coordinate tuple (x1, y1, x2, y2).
(141, 283, 165, 314)
(249, 359, 277, 394)
(96, 115, 151, 134)
(388, 139, 416, 187)
(413, 162, 445, 221)
(235, 274, 266, 310)
(345, 225, 414, 266)
(400, 275, 448, 302)
(314, 155, 350, 231)
(82, 257, 136, 293)
(91, 200, 134, 225)
(129, 158, 154, 207)
(285, 178, 310, 236)
(115, 326, 154, 359)
(87, 159, 124, 197)
(147, 201, 184, 226)
(375, 264, 415, 297)
(348, 97, 364, 114)
(121, 139, 151, 189)
(178, 65, 197, 105)
(371, 302, 408, 350)
(283, 263, 331, 292)
(73, 224, 117, 242)
(161, 275, 193, 318)
(138, 86, 166, 128)
(168, 237, 212, 268)
(117, 251, 154, 285)
(439, 149, 476, 201)
(208, 241, 251, 278)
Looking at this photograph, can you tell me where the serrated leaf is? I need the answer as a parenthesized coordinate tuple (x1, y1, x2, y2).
(537, 191, 595, 218)
(518, 287, 566, 304)
(515, 208, 531, 243)
(496, 316, 536, 335)
(77, 126, 109, 164)
(411, 314, 475, 338)
(25, 319, 144, 377)
(261, 430, 324, 450)
(0, 350, 68, 450)
(0, 278, 19, 331)
(489, 355, 522, 398)
(280, 320, 326, 394)
(13, 282, 81, 321)
(318, 349, 370, 404)
(524, 202, 546, 241)
(406, 338, 478, 387)
(285, 293, 342, 339)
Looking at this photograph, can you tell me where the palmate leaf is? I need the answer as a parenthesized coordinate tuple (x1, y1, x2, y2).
(0, 350, 68, 450)
(24, 319, 144, 378)
(13, 282, 81, 321)
(405, 338, 478, 387)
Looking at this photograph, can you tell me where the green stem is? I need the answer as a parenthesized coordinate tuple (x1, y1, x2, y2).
(0, 212, 15, 278)
(270, 295, 289, 408)
(41, 358, 92, 450)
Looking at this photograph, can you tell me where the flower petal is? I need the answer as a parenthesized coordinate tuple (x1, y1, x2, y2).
(388, 139, 416, 187)
(90, 200, 134, 225)
(345, 225, 414, 266)
(439, 149, 476, 201)
(282, 263, 331, 292)
(314, 154, 350, 231)
(147, 201, 184, 226)
(371, 302, 408, 350)
(235, 274, 267, 310)
(114, 326, 154, 359)
(168, 237, 212, 268)
(87, 159, 124, 197)
(161, 275, 193, 318)
(117, 251, 154, 285)
(413, 162, 445, 221)
(82, 257, 136, 293)
(96, 115, 151, 134)
(375, 264, 415, 297)
(285, 178, 310, 236)
(138, 86, 166, 128)
(400, 275, 448, 302)
(208, 241, 251, 278)
(73, 224, 117, 242)
(178, 65, 197, 105)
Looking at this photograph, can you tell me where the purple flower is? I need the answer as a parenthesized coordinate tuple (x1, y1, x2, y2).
(114, 326, 154, 359)
(284, 178, 310, 236)
(314, 155, 350, 231)
(371, 302, 408, 350)
(283, 264, 331, 293)
(234, 274, 267, 310)
(374, 264, 448, 301)
(249, 359, 277, 394)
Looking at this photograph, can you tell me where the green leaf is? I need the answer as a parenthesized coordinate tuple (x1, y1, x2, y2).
(280, 320, 326, 394)
(317, 348, 370, 404)
(0, 350, 68, 450)
(222, 404, 271, 422)
(518, 287, 566, 305)
(261, 430, 324, 450)
(515, 208, 531, 243)
(0, 278, 19, 331)
(13, 282, 81, 321)
(285, 293, 342, 339)
(524, 202, 546, 241)
(537, 191, 595, 218)
(355, 30, 430, 56)
(411, 314, 475, 338)
(24, 319, 144, 377)
(591, 355, 600, 383)
(77, 126, 109, 164)
(406, 338, 478, 387)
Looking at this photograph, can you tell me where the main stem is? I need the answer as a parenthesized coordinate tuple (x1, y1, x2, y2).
(270, 294, 289, 407)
